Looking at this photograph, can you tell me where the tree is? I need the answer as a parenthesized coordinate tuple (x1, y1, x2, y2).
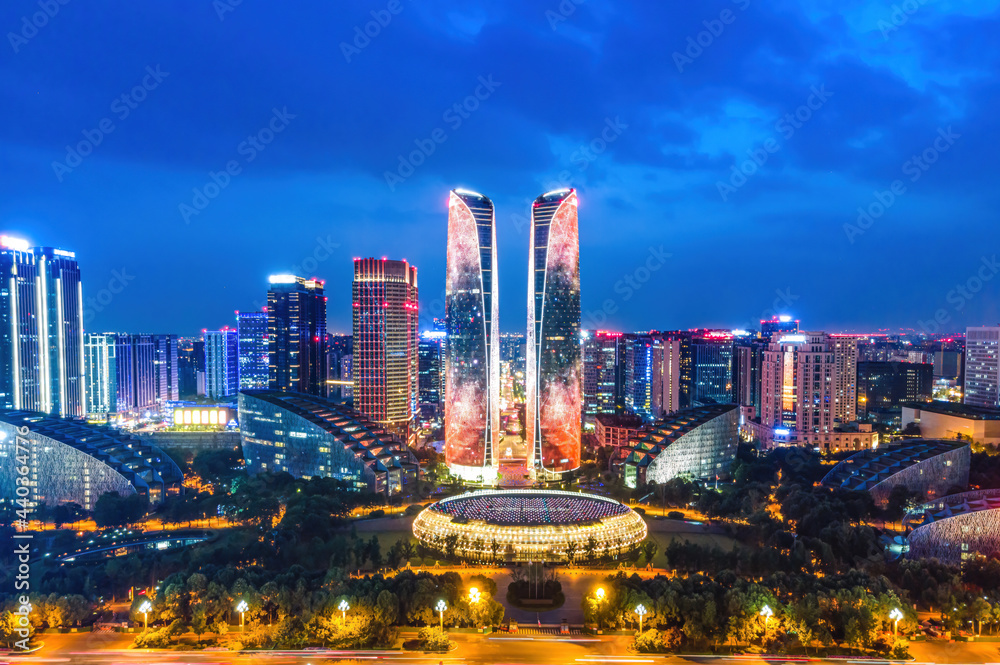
(566, 540, 579, 564)
(584, 535, 598, 561)
(642, 540, 659, 566)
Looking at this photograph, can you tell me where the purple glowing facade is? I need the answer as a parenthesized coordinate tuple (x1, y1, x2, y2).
(526, 189, 582, 474)
(444, 190, 499, 480)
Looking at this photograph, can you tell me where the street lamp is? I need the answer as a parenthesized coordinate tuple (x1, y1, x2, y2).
(339, 599, 350, 622)
(890, 607, 904, 636)
(594, 588, 605, 630)
(760, 605, 773, 626)
(468, 587, 480, 604)
(138, 600, 152, 630)
(236, 600, 249, 632)
(436, 599, 447, 630)
(635, 604, 648, 633)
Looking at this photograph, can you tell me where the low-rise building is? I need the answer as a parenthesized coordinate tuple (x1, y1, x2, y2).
(0, 411, 184, 510)
(820, 439, 969, 507)
(594, 413, 644, 450)
(239, 390, 418, 496)
(901, 401, 1000, 447)
(622, 403, 739, 488)
(906, 489, 1000, 564)
(742, 419, 877, 452)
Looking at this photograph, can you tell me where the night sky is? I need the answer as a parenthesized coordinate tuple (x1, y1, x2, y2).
(2, 0, 997, 336)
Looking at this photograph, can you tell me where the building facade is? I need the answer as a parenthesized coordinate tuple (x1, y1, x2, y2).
(857, 361, 932, 423)
(965, 326, 1000, 408)
(906, 489, 1000, 564)
(583, 330, 621, 418)
(0, 238, 85, 417)
(0, 411, 183, 510)
(623, 403, 739, 488)
(352, 258, 419, 445)
(267, 275, 328, 396)
(902, 401, 1000, 446)
(239, 390, 418, 495)
(153, 334, 179, 404)
(418, 331, 446, 419)
(760, 332, 836, 444)
(114, 333, 158, 414)
(444, 190, 499, 479)
(84, 333, 117, 415)
(237, 311, 269, 390)
(204, 328, 239, 400)
(526, 188, 582, 475)
(688, 330, 735, 406)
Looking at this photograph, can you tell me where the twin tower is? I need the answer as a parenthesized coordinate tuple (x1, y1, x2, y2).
(445, 188, 582, 484)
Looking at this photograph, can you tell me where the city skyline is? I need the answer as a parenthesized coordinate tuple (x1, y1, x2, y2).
(2, 2, 996, 336)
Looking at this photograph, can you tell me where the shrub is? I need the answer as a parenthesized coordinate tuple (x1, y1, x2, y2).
(667, 511, 684, 519)
(404, 504, 425, 516)
(417, 626, 450, 651)
(634, 628, 665, 653)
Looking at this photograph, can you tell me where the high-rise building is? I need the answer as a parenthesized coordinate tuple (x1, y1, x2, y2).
(733, 334, 763, 418)
(443, 190, 499, 478)
(760, 332, 835, 439)
(352, 258, 419, 445)
(152, 334, 179, 403)
(204, 328, 238, 400)
(237, 311, 269, 390)
(688, 330, 735, 406)
(964, 326, 1000, 408)
(829, 334, 861, 424)
(857, 361, 933, 423)
(177, 338, 202, 400)
(526, 188, 581, 475)
(761, 315, 799, 343)
(654, 333, 684, 417)
(84, 333, 117, 415)
(114, 333, 157, 414)
(326, 333, 353, 401)
(418, 331, 446, 419)
(583, 330, 621, 418)
(622, 333, 655, 419)
(267, 275, 328, 396)
(0, 237, 85, 417)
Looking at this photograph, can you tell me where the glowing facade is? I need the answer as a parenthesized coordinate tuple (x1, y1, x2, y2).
(526, 189, 581, 474)
(412, 489, 647, 562)
(444, 190, 500, 482)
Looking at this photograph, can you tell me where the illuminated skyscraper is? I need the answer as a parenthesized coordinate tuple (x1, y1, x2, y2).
(204, 328, 238, 400)
(237, 311, 269, 389)
(0, 237, 85, 417)
(267, 275, 328, 397)
(965, 326, 1000, 408)
(526, 188, 581, 475)
(444, 190, 499, 480)
(352, 258, 419, 445)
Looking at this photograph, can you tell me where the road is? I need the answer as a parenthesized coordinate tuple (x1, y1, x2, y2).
(9, 630, 1000, 665)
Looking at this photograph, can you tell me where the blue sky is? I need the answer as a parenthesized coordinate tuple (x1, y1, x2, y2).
(1, 0, 998, 335)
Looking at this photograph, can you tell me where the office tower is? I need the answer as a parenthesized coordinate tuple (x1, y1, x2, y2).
(761, 315, 799, 342)
(654, 333, 684, 417)
(177, 338, 201, 400)
(760, 332, 835, 436)
(84, 333, 117, 415)
(934, 349, 963, 381)
(0, 237, 85, 416)
(115, 333, 157, 414)
(734, 335, 763, 418)
(964, 326, 1000, 408)
(500, 332, 526, 375)
(526, 188, 582, 474)
(418, 331, 446, 419)
(340, 354, 353, 400)
(829, 334, 861, 424)
(326, 333, 353, 401)
(443, 190, 499, 477)
(689, 330, 735, 406)
(622, 333, 654, 419)
(204, 328, 238, 400)
(237, 311, 269, 390)
(583, 330, 621, 418)
(152, 334, 179, 403)
(267, 275, 328, 397)
(352, 258, 419, 445)
(857, 361, 933, 422)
